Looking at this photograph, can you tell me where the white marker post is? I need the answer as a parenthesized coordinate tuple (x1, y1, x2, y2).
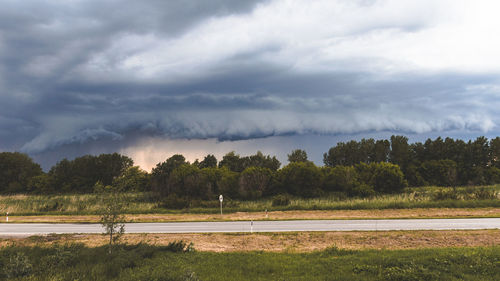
(219, 195, 223, 215)
(6, 212, 8, 222)
(251, 220, 253, 233)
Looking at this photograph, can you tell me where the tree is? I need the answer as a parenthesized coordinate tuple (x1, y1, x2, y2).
(0, 152, 43, 193)
(96, 182, 126, 254)
(389, 135, 410, 172)
(199, 154, 217, 169)
(238, 167, 273, 199)
(244, 151, 281, 171)
(322, 166, 359, 192)
(491, 137, 500, 168)
(112, 166, 150, 192)
(168, 164, 212, 199)
(46, 153, 133, 193)
(151, 154, 187, 197)
(277, 162, 323, 197)
(419, 160, 457, 186)
(287, 149, 309, 163)
(218, 151, 243, 172)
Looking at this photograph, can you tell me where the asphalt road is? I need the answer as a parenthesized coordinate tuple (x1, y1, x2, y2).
(1, 218, 499, 236)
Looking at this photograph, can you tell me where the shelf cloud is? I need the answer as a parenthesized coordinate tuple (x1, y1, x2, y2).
(1, 0, 500, 168)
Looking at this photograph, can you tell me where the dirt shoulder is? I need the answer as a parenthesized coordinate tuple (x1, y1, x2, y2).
(1, 230, 499, 252)
(1, 208, 500, 223)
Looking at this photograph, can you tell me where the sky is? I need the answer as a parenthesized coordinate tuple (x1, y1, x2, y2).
(1, 0, 500, 171)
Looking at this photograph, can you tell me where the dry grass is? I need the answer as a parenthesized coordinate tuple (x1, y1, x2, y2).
(1, 207, 499, 223)
(1, 230, 499, 252)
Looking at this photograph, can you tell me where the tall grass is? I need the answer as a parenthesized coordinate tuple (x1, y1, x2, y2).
(0, 185, 498, 216)
(0, 193, 158, 215)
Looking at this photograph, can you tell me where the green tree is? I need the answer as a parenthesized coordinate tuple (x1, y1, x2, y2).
(112, 166, 150, 192)
(168, 164, 213, 199)
(356, 162, 406, 193)
(322, 166, 359, 192)
(218, 151, 243, 172)
(389, 135, 410, 172)
(277, 162, 323, 197)
(217, 167, 240, 199)
(419, 160, 457, 186)
(47, 153, 133, 193)
(287, 149, 309, 163)
(243, 151, 281, 171)
(199, 154, 217, 169)
(151, 154, 187, 197)
(96, 182, 126, 254)
(238, 167, 273, 199)
(0, 152, 43, 193)
(491, 137, 500, 168)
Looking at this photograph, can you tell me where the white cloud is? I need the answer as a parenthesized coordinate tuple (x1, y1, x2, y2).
(81, 0, 500, 81)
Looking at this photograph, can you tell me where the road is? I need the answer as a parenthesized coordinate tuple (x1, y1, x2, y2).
(1, 218, 499, 236)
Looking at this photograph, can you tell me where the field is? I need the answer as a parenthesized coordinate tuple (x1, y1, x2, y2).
(1, 185, 499, 218)
(0, 243, 498, 280)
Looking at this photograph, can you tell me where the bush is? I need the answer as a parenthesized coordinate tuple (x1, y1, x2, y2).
(471, 187, 497, 200)
(238, 167, 273, 200)
(272, 194, 291, 206)
(348, 183, 375, 198)
(159, 194, 190, 209)
(39, 201, 63, 212)
(356, 162, 407, 193)
(5, 252, 33, 278)
(432, 188, 460, 201)
(322, 166, 359, 192)
(419, 160, 458, 186)
(164, 240, 195, 253)
(277, 162, 323, 197)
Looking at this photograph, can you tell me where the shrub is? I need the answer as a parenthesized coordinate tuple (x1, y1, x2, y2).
(418, 160, 458, 186)
(164, 240, 195, 253)
(472, 187, 497, 200)
(356, 162, 407, 193)
(348, 183, 375, 198)
(277, 162, 323, 197)
(272, 194, 291, 206)
(432, 188, 460, 201)
(238, 167, 273, 200)
(159, 194, 190, 209)
(322, 166, 359, 192)
(5, 252, 33, 278)
(39, 201, 63, 212)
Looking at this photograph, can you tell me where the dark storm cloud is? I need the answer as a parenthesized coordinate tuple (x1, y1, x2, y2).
(1, 0, 500, 167)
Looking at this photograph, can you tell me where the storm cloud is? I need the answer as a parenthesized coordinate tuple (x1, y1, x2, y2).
(1, 0, 500, 168)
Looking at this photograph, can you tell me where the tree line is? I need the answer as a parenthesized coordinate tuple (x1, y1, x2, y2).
(1, 135, 500, 200)
(324, 136, 500, 186)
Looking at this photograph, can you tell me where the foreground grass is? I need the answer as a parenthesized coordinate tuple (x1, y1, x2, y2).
(0, 185, 499, 216)
(0, 244, 499, 280)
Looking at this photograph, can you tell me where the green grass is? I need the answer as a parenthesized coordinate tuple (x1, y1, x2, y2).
(1, 185, 499, 216)
(0, 244, 499, 280)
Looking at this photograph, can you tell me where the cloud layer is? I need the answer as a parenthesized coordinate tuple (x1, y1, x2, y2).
(1, 0, 500, 167)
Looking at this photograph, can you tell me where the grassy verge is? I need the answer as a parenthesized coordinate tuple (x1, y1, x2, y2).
(0, 243, 498, 280)
(2, 207, 500, 223)
(2, 230, 499, 251)
(0, 185, 499, 216)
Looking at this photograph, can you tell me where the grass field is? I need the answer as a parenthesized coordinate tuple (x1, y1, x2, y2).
(0, 185, 499, 216)
(0, 243, 498, 280)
